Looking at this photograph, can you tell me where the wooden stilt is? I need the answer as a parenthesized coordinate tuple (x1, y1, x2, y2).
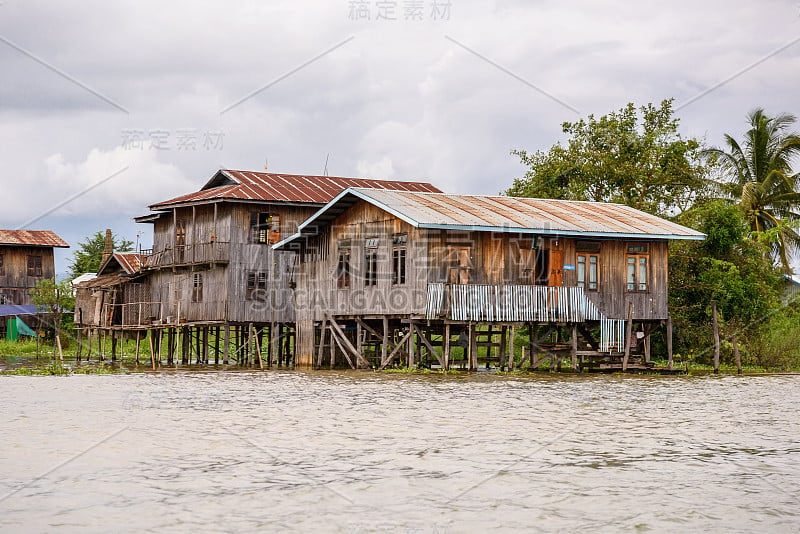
(253, 325, 264, 370)
(408, 323, 416, 368)
(76, 326, 83, 362)
(507, 326, 515, 371)
(148, 332, 156, 370)
(381, 317, 389, 367)
(712, 300, 720, 375)
(571, 324, 578, 371)
(214, 326, 220, 365)
(202, 327, 209, 364)
(443, 323, 451, 371)
(499, 326, 507, 371)
(356, 320, 363, 368)
(111, 331, 117, 362)
(468, 323, 477, 372)
(317, 320, 327, 369)
(223, 324, 230, 365)
(644, 331, 651, 364)
(181, 326, 189, 364)
(134, 331, 141, 365)
(329, 325, 336, 369)
(623, 302, 634, 372)
(666, 317, 673, 370)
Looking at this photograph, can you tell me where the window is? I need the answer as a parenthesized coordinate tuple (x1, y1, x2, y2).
(250, 212, 281, 244)
(364, 238, 378, 286)
(447, 245, 470, 285)
(393, 234, 408, 285)
(627, 255, 648, 291)
(337, 239, 351, 289)
(626, 243, 649, 291)
(192, 273, 203, 302)
(175, 220, 186, 246)
(246, 271, 268, 300)
(27, 255, 43, 277)
(577, 254, 599, 291)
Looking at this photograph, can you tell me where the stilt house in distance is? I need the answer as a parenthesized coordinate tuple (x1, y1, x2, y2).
(275, 188, 705, 371)
(90, 170, 441, 365)
(0, 230, 69, 305)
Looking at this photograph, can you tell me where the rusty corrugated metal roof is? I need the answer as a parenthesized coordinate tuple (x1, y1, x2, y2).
(149, 170, 442, 210)
(277, 189, 706, 247)
(114, 253, 145, 274)
(0, 230, 69, 248)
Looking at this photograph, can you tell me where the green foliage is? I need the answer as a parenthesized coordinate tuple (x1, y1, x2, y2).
(669, 201, 784, 365)
(29, 278, 75, 338)
(507, 99, 712, 215)
(704, 108, 800, 271)
(68, 230, 133, 279)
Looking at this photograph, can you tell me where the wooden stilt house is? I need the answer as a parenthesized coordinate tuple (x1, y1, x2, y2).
(276, 188, 705, 371)
(127, 170, 441, 365)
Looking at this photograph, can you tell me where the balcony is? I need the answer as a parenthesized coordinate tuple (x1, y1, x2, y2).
(142, 242, 230, 268)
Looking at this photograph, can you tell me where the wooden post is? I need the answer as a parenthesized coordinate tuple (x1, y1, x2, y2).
(408, 323, 415, 368)
(317, 320, 327, 369)
(622, 302, 634, 372)
(644, 332, 651, 364)
(148, 332, 156, 370)
(666, 317, 674, 370)
(214, 326, 220, 365)
(55, 335, 64, 362)
(329, 325, 336, 369)
(507, 326, 515, 371)
(181, 327, 189, 364)
(382, 317, 389, 366)
(134, 331, 141, 365)
(712, 300, 720, 375)
(570, 324, 578, 372)
(468, 323, 477, 372)
(443, 323, 451, 371)
(85, 329, 92, 361)
(111, 331, 117, 362)
(270, 323, 279, 368)
(356, 320, 363, 368)
(253, 325, 264, 370)
(223, 324, 230, 365)
(733, 335, 742, 375)
(76, 326, 83, 362)
(499, 326, 507, 371)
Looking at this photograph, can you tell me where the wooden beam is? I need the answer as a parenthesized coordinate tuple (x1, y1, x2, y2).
(416, 326, 446, 368)
(576, 324, 600, 351)
(329, 326, 355, 369)
(327, 315, 371, 368)
(379, 329, 414, 370)
(468, 323, 477, 372)
(223, 324, 230, 365)
(381, 317, 389, 366)
(356, 317, 382, 340)
(252, 325, 264, 370)
(507, 326, 515, 371)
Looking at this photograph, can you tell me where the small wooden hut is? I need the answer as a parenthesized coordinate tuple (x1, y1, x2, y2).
(276, 188, 705, 371)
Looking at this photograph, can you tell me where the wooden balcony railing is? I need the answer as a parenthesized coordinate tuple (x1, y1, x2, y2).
(142, 241, 230, 268)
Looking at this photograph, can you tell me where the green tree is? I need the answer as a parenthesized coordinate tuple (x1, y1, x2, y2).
(68, 231, 133, 279)
(704, 108, 800, 272)
(507, 99, 712, 215)
(669, 201, 783, 364)
(29, 278, 75, 341)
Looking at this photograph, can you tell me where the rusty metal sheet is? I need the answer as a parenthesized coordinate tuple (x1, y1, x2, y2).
(149, 170, 442, 209)
(351, 189, 705, 240)
(0, 230, 69, 248)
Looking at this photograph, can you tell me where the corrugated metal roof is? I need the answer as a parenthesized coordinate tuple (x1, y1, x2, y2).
(0, 230, 69, 248)
(149, 170, 442, 209)
(114, 253, 145, 274)
(276, 189, 706, 247)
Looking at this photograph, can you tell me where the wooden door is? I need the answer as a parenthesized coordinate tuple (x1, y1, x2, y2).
(549, 238, 564, 287)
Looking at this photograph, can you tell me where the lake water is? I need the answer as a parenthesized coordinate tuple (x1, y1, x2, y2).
(1, 371, 799, 533)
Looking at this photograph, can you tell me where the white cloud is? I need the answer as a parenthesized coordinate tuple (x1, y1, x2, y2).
(5, 146, 192, 223)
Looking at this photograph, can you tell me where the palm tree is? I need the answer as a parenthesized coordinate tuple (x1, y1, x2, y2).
(705, 108, 800, 272)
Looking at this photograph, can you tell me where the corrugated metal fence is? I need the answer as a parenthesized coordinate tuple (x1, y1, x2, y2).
(426, 283, 628, 353)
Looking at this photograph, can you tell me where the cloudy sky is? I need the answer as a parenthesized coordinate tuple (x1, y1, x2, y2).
(1, 0, 799, 275)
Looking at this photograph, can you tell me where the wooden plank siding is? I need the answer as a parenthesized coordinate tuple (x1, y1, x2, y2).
(0, 246, 56, 305)
(294, 203, 670, 322)
(144, 201, 316, 325)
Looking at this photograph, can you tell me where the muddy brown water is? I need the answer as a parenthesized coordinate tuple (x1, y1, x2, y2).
(1, 370, 799, 533)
